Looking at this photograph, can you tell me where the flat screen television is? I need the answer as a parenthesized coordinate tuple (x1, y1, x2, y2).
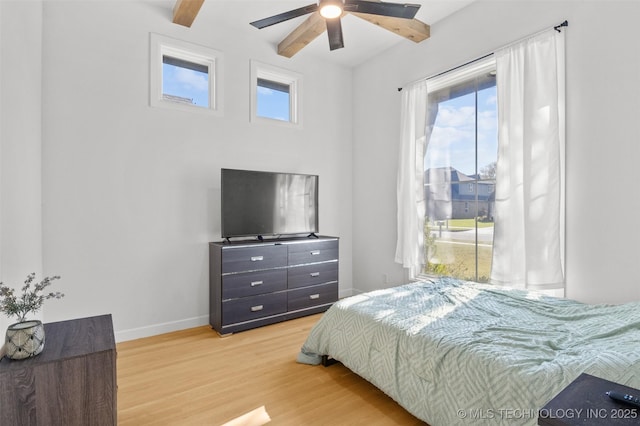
(221, 168, 319, 239)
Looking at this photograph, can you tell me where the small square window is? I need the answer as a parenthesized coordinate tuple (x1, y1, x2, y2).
(257, 78, 290, 121)
(150, 34, 223, 114)
(251, 61, 301, 127)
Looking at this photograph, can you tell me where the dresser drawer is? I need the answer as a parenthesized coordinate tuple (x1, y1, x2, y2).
(288, 261, 338, 289)
(288, 240, 338, 265)
(222, 269, 287, 300)
(222, 245, 287, 273)
(288, 282, 338, 311)
(222, 292, 287, 325)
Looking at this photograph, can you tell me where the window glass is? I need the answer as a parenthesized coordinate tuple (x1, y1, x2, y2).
(162, 55, 209, 108)
(256, 78, 290, 121)
(424, 63, 497, 282)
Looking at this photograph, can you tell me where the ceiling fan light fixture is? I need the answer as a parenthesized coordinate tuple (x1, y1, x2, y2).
(251, 0, 428, 58)
(319, 0, 343, 19)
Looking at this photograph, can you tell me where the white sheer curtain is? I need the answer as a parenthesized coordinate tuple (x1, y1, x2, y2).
(491, 28, 566, 291)
(395, 80, 428, 279)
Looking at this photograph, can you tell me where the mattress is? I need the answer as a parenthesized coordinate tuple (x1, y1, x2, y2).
(297, 278, 640, 425)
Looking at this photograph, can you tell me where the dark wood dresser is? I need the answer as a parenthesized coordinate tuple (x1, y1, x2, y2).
(539, 373, 639, 425)
(209, 236, 339, 334)
(0, 314, 117, 425)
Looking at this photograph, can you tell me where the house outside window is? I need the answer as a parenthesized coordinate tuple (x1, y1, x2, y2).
(423, 57, 497, 282)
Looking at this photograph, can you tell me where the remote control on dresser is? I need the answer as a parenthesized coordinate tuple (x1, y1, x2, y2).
(606, 391, 640, 408)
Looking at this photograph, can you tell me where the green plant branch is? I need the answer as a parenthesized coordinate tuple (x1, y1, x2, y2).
(0, 273, 64, 322)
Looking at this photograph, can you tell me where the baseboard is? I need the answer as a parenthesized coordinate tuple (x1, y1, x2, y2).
(115, 315, 209, 343)
(349, 287, 367, 296)
(338, 288, 354, 299)
(117, 288, 354, 342)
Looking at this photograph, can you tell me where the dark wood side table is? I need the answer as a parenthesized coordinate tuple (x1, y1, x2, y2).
(0, 314, 117, 426)
(538, 373, 639, 425)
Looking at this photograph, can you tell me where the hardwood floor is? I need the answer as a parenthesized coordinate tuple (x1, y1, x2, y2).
(117, 314, 426, 425)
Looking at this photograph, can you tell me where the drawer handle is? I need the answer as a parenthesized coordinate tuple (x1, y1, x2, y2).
(310, 250, 321, 255)
(250, 281, 263, 287)
(250, 256, 264, 262)
(309, 294, 320, 300)
(251, 305, 264, 312)
(310, 272, 320, 277)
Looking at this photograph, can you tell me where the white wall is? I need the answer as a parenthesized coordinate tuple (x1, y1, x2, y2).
(352, 1, 640, 304)
(0, 1, 44, 335)
(28, 1, 353, 340)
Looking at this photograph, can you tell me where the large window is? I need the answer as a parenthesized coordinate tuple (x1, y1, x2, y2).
(423, 59, 497, 282)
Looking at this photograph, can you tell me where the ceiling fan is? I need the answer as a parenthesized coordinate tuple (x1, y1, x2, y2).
(250, 0, 431, 58)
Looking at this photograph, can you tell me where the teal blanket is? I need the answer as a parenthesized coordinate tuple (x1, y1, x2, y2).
(297, 278, 640, 425)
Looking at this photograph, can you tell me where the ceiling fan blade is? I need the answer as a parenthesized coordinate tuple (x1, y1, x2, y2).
(250, 3, 318, 29)
(344, 0, 420, 20)
(350, 12, 430, 43)
(326, 18, 344, 51)
(278, 12, 327, 58)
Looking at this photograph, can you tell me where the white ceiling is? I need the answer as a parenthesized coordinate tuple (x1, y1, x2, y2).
(172, 0, 475, 68)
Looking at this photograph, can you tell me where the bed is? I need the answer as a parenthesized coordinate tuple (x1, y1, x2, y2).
(297, 278, 640, 425)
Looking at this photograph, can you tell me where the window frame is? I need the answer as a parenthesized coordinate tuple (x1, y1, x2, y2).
(149, 33, 223, 115)
(250, 60, 302, 127)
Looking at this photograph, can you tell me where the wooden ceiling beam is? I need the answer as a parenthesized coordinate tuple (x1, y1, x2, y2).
(349, 12, 430, 43)
(277, 12, 328, 58)
(173, 0, 205, 28)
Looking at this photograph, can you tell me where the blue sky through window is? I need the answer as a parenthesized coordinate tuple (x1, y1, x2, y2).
(257, 85, 290, 122)
(425, 85, 498, 176)
(162, 62, 209, 107)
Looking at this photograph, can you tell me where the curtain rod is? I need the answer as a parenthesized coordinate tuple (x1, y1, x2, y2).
(397, 19, 568, 92)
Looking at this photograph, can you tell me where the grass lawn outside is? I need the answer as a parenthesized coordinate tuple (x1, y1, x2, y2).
(432, 218, 494, 230)
(425, 218, 494, 282)
(427, 241, 493, 282)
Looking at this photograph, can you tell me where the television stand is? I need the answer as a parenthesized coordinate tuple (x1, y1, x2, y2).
(307, 233, 319, 238)
(209, 235, 339, 334)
